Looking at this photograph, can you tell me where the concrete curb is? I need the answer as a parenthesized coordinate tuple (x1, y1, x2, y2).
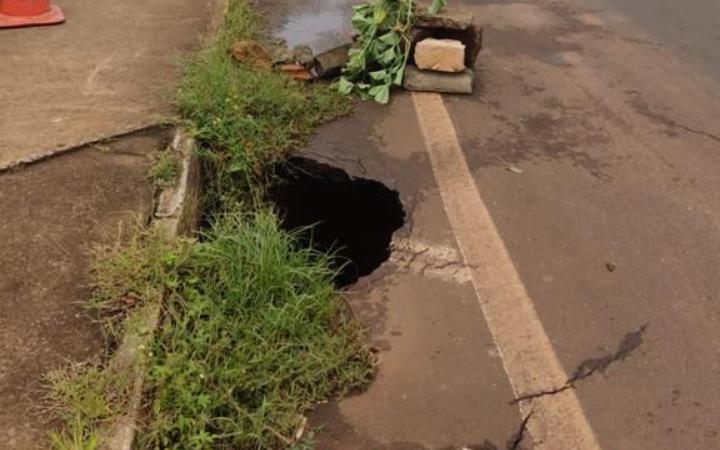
(101, 127, 202, 450)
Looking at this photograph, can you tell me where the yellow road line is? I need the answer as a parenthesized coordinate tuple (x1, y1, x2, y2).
(412, 92, 602, 450)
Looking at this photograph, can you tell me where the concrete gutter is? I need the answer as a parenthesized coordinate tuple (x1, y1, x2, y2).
(101, 128, 202, 450)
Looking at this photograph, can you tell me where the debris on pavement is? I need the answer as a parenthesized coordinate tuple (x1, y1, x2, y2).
(403, 6, 483, 95)
(279, 63, 314, 81)
(507, 165, 524, 174)
(230, 40, 272, 69)
(411, 6, 484, 68)
(314, 42, 352, 79)
(414, 38, 466, 73)
(292, 44, 315, 66)
(403, 66, 474, 94)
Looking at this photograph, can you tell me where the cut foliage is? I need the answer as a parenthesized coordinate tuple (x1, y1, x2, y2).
(338, 0, 448, 103)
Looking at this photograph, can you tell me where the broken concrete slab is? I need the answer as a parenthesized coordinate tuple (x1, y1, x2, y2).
(314, 43, 351, 79)
(403, 66, 474, 94)
(414, 38, 466, 73)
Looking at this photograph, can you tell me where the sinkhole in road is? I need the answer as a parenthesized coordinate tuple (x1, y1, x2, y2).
(269, 157, 405, 288)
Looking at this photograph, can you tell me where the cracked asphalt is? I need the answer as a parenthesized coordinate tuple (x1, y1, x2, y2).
(268, 0, 720, 449)
(1, 0, 719, 448)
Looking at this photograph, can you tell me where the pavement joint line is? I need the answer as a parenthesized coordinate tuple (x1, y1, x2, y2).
(0, 122, 170, 174)
(411, 92, 603, 450)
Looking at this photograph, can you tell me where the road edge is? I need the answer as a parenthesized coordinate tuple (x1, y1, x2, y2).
(101, 128, 203, 450)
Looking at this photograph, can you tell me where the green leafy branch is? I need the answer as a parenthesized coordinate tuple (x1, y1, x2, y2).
(338, 0, 447, 104)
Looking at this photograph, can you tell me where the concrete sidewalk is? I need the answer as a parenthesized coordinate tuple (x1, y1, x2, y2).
(0, 1, 217, 447)
(0, 0, 217, 169)
(0, 130, 162, 449)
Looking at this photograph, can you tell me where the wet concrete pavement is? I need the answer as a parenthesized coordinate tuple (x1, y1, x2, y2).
(268, 0, 720, 448)
(0, 0, 217, 168)
(0, 1, 218, 446)
(0, 130, 162, 449)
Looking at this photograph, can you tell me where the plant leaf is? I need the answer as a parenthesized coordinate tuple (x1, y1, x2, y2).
(337, 77, 354, 95)
(429, 0, 447, 14)
(372, 84, 390, 104)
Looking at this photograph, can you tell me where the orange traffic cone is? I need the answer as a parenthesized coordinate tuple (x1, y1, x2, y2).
(0, 0, 65, 28)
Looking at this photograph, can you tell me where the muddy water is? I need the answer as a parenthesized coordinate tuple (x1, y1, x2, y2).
(271, 0, 357, 53)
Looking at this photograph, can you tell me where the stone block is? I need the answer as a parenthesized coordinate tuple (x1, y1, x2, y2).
(314, 43, 351, 79)
(403, 65, 474, 94)
(410, 6, 484, 69)
(414, 38, 466, 72)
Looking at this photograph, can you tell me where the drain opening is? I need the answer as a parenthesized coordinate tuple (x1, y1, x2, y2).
(269, 157, 406, 288)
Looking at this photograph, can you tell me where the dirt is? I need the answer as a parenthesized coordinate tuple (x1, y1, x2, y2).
(0, 130, 166, 449)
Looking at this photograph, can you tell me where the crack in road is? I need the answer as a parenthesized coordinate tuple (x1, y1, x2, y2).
(628, 92, 720, 144)
(507, 410, 534, 450)
(512, 324, 649, 404)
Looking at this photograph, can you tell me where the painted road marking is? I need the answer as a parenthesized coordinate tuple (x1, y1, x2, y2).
(411, 92, 602, 450)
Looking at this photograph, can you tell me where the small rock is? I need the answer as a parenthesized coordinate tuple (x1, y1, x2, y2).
(606, 262, 617, 273)
(403, 65, 474, 94)
(314, 43, 352, 79)
(415, 38, 466, 73)
(292, 44, 314, 66)
(230, 41, 272, 69)
(265, 41, 293, 65)
(507, 165, 523, 174)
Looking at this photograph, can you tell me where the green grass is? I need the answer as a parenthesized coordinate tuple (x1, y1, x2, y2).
(177, 0, 351, 209)
(45, 361, 124, 450)
(149, 150, 181, 190)
(47, 1, 371, 449)
(141, 211, 372, 449)
(88, 222, 192, 342)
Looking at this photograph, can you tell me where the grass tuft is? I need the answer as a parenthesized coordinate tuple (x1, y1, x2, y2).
(149, 150, 181, 190)
(141, 211, 373, 449)
(176, 0, 351, 210)
(45, 361, 125, 450)
(89, 222, 192, 341)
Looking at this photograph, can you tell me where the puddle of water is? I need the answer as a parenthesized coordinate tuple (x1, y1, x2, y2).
(276, 0, 356, 53)
(269, 157, 406, 288)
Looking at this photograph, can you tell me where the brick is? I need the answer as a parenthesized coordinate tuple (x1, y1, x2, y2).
(414, 38, 466, 73)
(403, 65, 474, 94)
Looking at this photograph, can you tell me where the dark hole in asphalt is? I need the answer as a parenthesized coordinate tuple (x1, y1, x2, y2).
(269, 157, 405, 288)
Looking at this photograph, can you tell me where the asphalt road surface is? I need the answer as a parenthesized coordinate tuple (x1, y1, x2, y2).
(269, 0, 720, 448)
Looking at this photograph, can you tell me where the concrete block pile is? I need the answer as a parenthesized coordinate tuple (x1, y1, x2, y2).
(403, 7, 483, 95)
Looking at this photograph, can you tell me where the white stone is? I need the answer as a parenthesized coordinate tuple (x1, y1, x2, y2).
(414, 38, 466, 73)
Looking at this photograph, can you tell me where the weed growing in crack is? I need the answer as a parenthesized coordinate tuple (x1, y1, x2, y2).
(88, 222, 192, 343)
(148, 150, 181, 190)
(45, 361, 128, 450)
